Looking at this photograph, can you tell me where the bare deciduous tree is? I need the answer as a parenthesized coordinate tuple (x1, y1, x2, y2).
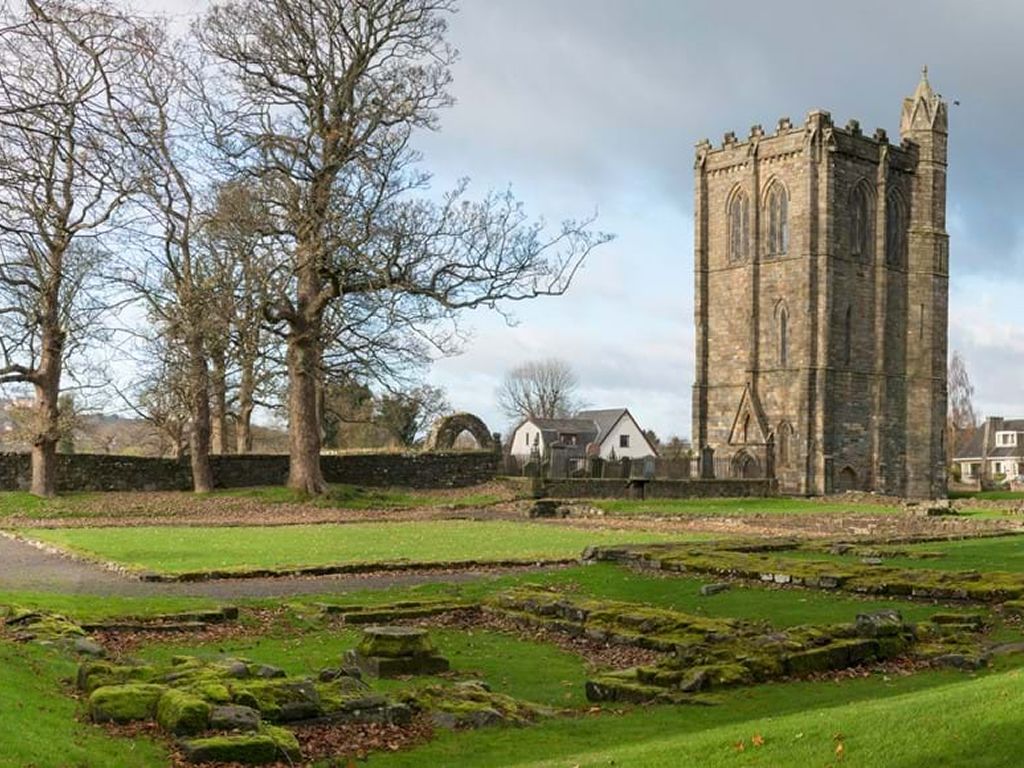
(948, 350, 978, 466)
(196, 0, 609, 494)
(202, 180, 282, 454)
(497, 358, 581, 421)
(118, 20, 221, 491)
(0, 0, 139, 496)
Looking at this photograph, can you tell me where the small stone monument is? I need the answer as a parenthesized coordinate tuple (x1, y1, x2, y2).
(346, 626, 450, 678)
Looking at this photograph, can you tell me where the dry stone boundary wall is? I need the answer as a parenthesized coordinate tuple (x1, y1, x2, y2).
(0, 450, 499, 492)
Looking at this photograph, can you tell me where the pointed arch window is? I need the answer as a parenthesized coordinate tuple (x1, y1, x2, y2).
(729, 191, 750, 263)
(886, 192, 907, 268)
(850, 184, 873, 260)
(778, 306, 789, 367)
(765, 183, 788, 256)
(742, 413, 751, 444)
(843, 305, 853, 366)
(777, 422, 793, 467)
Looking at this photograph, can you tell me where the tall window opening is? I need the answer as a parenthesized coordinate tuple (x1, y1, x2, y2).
(729, 191, 750, 263)
(777, 422, 793, 467)
(765, 183, 788, 256)
(779, 306, 789, 367)
(886, 192, 907, 268)
(850, 184, 873, 259)
(843, 306, 853, 366)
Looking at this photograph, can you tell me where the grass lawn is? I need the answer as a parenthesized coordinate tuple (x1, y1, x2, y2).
(137, 626, 589, 709)
(950, 489, 1024, 501)
(0, 591, 225, 622)
(0, 641, 166, 768)
(0, 490, 102, 519)
(214, 483, 509, 510)
(19, 521, 694, 574)
(593, 496, 902, 516)
(529, 564, 981, 626)
(779, 534, 1024, 573)
(366, 663, 1024, 767)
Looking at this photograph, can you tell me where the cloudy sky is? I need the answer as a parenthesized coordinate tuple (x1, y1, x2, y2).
(148, 0, 1024, 440)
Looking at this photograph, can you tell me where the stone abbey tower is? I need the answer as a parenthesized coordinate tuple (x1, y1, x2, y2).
(692, 70, 948, 498)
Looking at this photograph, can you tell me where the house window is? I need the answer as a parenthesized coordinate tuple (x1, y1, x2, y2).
(850, 184, 873, 260)
(619, 434, 630, 449)
(729, 191, 750, 263)
(765, 183, 788, 256)
(996, 432, 1018, 447)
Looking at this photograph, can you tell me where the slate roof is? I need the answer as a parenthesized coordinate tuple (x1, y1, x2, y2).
(575, 408, 629, 445)
(954, 418, 1024, 460)
(527, 417, 599, 447)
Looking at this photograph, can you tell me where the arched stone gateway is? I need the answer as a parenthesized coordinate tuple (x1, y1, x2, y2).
(424, 413, 495, 452)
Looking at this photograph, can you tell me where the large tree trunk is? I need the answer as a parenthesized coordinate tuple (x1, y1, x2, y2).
(187, 335, 215, 493)
(210, 348, 229, 454)
(30, 311, 64, 498)
(286, 319, 326, 494)
(235, 359, 255, 454)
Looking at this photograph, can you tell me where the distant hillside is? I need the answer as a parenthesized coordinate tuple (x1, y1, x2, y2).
(0, 399, 289, 457)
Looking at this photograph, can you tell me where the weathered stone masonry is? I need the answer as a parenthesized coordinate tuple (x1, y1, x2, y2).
(0, 450, 500, 492)
(692, 71, 948, 498)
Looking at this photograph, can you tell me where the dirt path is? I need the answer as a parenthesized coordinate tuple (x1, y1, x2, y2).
(0, 535, 561, 599)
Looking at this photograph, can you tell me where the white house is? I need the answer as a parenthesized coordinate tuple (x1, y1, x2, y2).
(509, 408, 658, 460)
(955, 416, 1024, 483)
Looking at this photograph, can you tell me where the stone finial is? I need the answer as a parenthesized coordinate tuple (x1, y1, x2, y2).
(777, 117, 792, 133)
(901, 65, 947, 136)
(874, 127, 889, 143)
(846, 119, 862, 136)
(749, 124, 764, 139)
(805, 109, 832, 127)
(723, 131, 737, 147)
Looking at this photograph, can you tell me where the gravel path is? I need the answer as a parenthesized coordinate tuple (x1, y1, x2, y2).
(0, 535, 559, 599)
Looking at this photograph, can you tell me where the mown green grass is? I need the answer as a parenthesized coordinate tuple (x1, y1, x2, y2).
(593, 496, 902, 516)
(779, 534, 1024, 573)
(0, 641, 167, 768)
(949, 489, 1024, 501)
(136, 626, 588, 709)
(529, 564, 979, 626)
(367, 662, 1024, 767)
(0, 591, 224, 622)
(212, 483, 507, 509)
(20, 522, 695, 574)
(0, 490, 101, 519)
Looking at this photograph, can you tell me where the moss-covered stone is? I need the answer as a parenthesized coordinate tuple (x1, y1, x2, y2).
(77, 661, 157, 693)
(180, 725, 300, 765)
(356, 626, 437, 658)
(402, 682, 553, 729)
(156, 689, 211, 735)
(582, 541, 1024, 603)
(228, 679, 321, 722)
(89, 683, 167, 724)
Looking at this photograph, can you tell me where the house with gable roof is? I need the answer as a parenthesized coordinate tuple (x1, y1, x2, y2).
(954, 416, 1024, 484)
(508, 408, 658, 461)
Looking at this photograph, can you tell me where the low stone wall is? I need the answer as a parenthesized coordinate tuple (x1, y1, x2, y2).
(539, 477, 775, 500)
(0, 450, 499, 492)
